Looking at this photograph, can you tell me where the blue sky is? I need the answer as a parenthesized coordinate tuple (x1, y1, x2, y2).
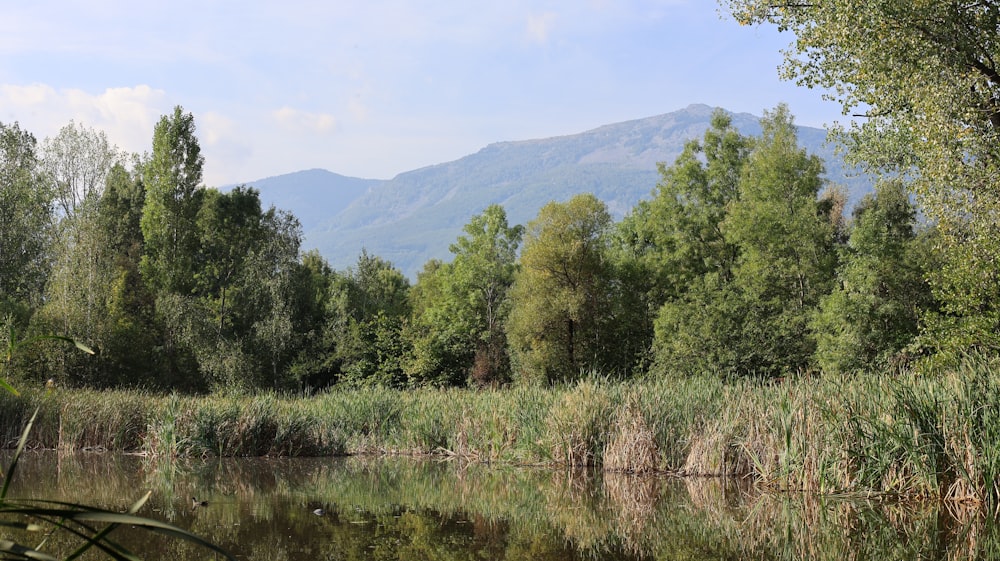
(1, 1, 846, 187)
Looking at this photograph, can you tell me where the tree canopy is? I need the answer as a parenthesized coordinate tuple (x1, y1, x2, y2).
(724, 0, 1000, 358)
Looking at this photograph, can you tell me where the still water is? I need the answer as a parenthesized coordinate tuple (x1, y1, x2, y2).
(2, 451, 996, 560)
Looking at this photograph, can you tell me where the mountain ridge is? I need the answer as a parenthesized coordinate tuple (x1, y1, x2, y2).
(240, 104, 871, 277)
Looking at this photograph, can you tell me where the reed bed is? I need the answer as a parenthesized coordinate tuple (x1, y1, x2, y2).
(6, 359, 1000, 505)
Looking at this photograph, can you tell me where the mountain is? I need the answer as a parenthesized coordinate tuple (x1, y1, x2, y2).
(243, 104, 873, 278)
(239, 168, 380, 232)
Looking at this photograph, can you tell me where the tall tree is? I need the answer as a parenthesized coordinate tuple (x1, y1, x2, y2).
(140, 106, 205, 295)
(618, 110, 751, 302)
(506, 194, 617, 384)
(724, 0, 1000, 358)
(0, 122, 52, 320)
(812, 179, 936, 373)
(34, 124, 125, 359)
(726, 105, 837, 374)
(285, 250, 340, 390)
(407, 204, 523, 387)
(40, 121, 121, 220)
(654, 105, 837, 377)
(332, 251, 411, 388)
(616, 111, 751, 370)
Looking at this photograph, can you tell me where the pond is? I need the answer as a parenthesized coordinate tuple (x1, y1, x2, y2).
(1, 452, 996, 560)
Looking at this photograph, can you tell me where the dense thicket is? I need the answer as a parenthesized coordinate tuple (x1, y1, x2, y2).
(0, 88, 984, 390)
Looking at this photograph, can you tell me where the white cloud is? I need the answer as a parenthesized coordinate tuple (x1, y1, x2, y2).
(272, 106, 337, 134)
(0, 83, 169, 155)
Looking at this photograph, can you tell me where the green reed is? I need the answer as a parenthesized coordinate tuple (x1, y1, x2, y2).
(6, 359, 1000, 507)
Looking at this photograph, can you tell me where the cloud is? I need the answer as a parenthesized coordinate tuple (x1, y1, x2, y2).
(525, 12, 558, 45)
(0, 83, 169, 155)
(272, 106, 337, 134)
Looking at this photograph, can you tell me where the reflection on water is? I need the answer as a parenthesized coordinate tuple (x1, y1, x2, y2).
(2, 451, 997, 560)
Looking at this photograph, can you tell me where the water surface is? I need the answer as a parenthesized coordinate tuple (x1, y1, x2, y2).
(2, 452, 994, 560)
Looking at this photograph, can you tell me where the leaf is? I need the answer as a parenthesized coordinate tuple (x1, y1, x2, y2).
(0, 376, 19, 397)
(0, 539, 60, 561)
(1, 408, 38, 499)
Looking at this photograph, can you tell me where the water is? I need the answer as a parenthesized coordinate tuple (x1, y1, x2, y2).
(1, 451, 995, 560)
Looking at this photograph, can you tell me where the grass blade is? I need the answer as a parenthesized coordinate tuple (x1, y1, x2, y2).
(1, 408, 38, 499)
(0, 539, 60, 561)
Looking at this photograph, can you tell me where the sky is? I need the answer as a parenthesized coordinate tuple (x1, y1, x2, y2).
(0, 1, 847, 187)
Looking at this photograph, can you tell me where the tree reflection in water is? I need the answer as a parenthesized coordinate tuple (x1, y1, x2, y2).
(1, 451, 995, 560)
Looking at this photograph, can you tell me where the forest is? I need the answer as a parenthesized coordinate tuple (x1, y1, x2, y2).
(3, 2, 1000, 394)
(0, 103, 959, 392)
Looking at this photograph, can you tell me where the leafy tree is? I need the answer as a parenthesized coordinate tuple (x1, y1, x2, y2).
(173, 187, 304, 391)
(30, 126, 128, 386)
(723, 0, 1000, 358)
(723, 104, 837, 373)
(242, 208, 302, 389)
(653, 105, 837, 377)
(507, 194, 619, 384)
(405, 259, 471, 387)
(285, 250, 340, 390)
(0, 122, 52, 320)
(332, 251, 411, 388)
(812, 179, 935, 373)
(615, 111, 751, 370)
(140, 106, 205, 296)
(92, 163, 162, 387)
(407, 204, 523, 387)
(618, 110, 750, 302)
(40, 121, 121, 220)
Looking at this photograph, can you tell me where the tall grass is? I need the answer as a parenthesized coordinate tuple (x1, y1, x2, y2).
(7, 359, 1000, 506)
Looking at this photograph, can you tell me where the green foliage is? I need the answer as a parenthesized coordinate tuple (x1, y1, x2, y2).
(619, 111, 751, 376)
(140, 105, 205, 296)
(407, 204, 522, 387)
(812, 180, 935, 373)
(328, 251, 411, 388)
(723, 104, 837, 374)
(724, 0, 1000, 360)
(618, 110, 749, 302)
(507, 194, 624, 384)
(0, 121, 53, 318)
(653, 105, 837, 377)
(40, 120, 122, 220)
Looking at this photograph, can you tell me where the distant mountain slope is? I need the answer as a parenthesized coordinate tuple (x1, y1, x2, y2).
(244, 104, 872, 278)
(239, 169, 381, 232)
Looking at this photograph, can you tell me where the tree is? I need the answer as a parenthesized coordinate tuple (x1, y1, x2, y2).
(618, 110, 751, 302)
(506, 194, 618, 384)
(724, 104, 837, 373)
(0, 122, 52, 320)
(723, 0, 1000, 358)
(332, 251, 411, 388)
(407, 204, 523, 387)
(169, 186, 304, 391)
(30, 126, 129, 386)
(40, 121, 121, 220)
(812, 179, 936, 373)
(653, 105, 838, 377)
(140, 106, 205, 296)
(615, 111, 751, 371)
(285, 250, 340, 390)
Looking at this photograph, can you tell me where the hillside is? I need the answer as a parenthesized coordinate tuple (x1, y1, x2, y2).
(243, 104, 872, 277)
